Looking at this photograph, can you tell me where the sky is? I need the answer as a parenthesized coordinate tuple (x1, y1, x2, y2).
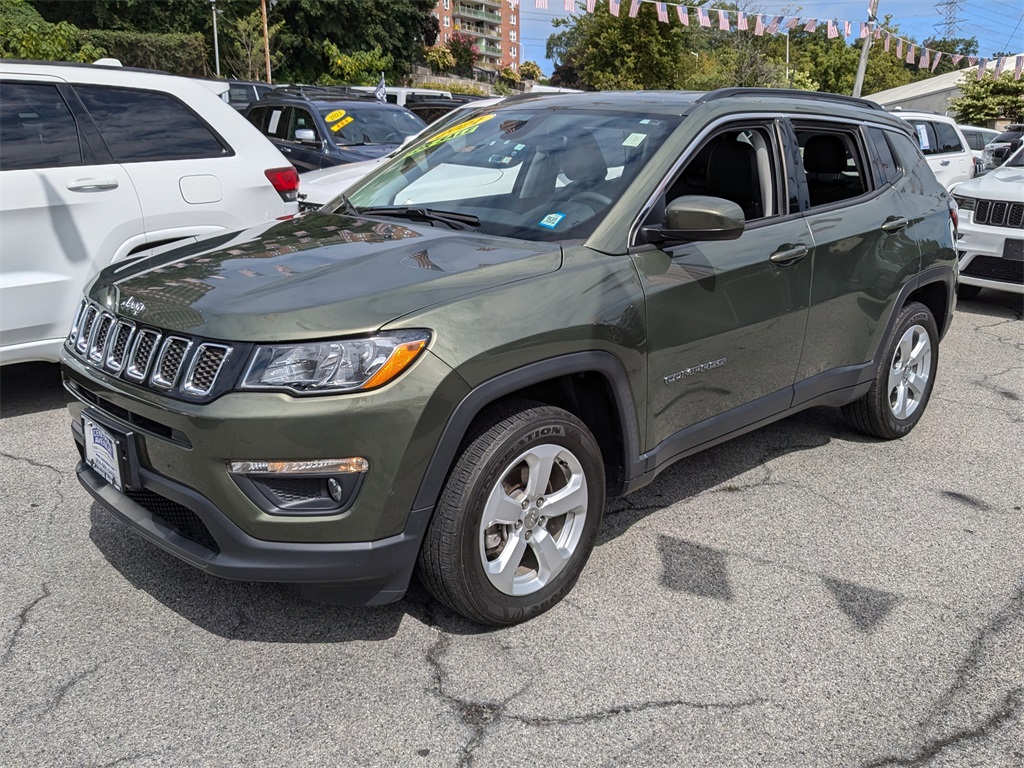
(519, 0, 1024, 76)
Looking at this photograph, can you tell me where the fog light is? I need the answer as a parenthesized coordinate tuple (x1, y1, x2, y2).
(327, 477, 344, 503)
(228, 458, 368, 475)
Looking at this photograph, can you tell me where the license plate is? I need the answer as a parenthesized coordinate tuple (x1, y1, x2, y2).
(1003, 238, 1023, 261)
(83, 417, 123, 491)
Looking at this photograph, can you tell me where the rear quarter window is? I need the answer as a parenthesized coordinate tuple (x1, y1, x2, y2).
(75, 85, 229, 163)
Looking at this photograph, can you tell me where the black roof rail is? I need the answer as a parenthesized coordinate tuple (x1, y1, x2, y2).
(697, 87, 885, 112)
(271, 84, 378, 101)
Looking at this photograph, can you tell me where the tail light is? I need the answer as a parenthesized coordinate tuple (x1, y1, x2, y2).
(264, 166, 299, 203)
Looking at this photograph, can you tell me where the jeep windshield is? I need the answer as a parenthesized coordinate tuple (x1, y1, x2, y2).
(320, 105, 426, 147)
(334, 108, 681, 241)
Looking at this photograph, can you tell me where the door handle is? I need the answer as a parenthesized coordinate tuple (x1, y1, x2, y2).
(940, 160, 950, 166)
(769, 244, 808, 265)
(66, 178, 119, 191)
(881, 216, 909, 233)
(279, 146, 292, 153)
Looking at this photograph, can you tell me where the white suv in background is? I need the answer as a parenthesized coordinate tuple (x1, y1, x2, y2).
(895, 110, 975, 188)
(951, 146, 1024, 299)
(0, 60, 299, 366)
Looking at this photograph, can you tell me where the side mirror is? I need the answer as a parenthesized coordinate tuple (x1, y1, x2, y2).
(641, 195, 745, 245)
(294, 128, 319, 144)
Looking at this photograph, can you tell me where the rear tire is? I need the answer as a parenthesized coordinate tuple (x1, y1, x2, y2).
(842, 301, 939, 439)
(417, 400, 604, 626)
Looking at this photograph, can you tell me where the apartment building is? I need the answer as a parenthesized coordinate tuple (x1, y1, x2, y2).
(433, 0, 521, 71)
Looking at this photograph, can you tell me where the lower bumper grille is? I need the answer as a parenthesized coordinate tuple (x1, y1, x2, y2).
(123, 487, 221, 554)
(962, 255, 1024, 284)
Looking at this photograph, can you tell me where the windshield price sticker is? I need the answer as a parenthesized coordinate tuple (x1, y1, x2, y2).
(419, 114, 497, 152)
(83, 417, 123, 491)
(916, 124, 930, 151)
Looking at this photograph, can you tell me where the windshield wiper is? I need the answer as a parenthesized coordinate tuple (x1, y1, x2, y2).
(335, 193, 359, 217)
(356, 206, 481, 231)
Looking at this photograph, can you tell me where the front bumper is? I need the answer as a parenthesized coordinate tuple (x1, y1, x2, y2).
(76, 455, 432, 604)
(957, 221, 1024, 294)
(63, 344, 470, 602)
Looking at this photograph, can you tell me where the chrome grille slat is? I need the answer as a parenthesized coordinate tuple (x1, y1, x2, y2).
(68, 299, 233, 397)
(182, 344, 231, 396)
(75, 306, 98, 355)
(104, 320, 135, 373)
(150, 337, 192, 390)
(88, 313, 115, 363)
(125, 329, 162, 382)
(67, 299, 89, 348)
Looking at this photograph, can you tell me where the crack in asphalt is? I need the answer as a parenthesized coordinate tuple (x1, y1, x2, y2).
(507, 695, 767, 727)
(0, 449, 69, 540)
(2, 583, 51, 665)
(45, 662, 101, 716)
(97, 748, 175, 767)
(863, 579, 1024, 766)
(923, 578, 1024, 726)
(975, 364, 1024, 402)
(420, 605, 764, 766)
(863, 687, 1023, 767)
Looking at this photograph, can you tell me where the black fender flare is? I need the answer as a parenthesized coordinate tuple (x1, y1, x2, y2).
(412, 351, 644, 510)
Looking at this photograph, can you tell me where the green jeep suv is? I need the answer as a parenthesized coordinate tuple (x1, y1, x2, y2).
(62, 89, 958, 625)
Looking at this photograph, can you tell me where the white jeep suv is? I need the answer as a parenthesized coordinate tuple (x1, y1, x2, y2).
(895, 110, 975, 189)
(0, 60, 299, 365)
(951, 146, 1024, 299)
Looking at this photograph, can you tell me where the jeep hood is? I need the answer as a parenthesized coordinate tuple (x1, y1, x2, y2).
(91, 212, 560, 341)
(955, 164, 1024, 200)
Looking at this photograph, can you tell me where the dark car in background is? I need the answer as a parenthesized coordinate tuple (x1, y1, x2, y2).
(982, 124, 1024, 170)
(224, 80, 278, 112)
(244, 86, 426, 172)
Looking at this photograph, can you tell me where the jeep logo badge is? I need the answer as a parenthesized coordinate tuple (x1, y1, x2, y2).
(121, 296, 146, 316)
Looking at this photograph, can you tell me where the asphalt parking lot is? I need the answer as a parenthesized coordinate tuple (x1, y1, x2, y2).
(1, 292, 1021, 767)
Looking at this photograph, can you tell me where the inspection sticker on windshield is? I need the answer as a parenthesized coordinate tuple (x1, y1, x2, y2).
(539, 212, 566, 229)
(623, 133, 647, 147)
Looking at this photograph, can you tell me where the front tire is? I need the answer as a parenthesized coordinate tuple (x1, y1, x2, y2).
(842, 301, 939, 439)
(417, 400, 605, 625)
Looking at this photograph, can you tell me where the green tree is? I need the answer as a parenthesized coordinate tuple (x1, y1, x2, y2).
(424, 44, 455, 75)
(447, 30, 477, 78)
(323, 42, 392, 86)
(519, 60, 543, 81)
(547, 2, 702, 90)
(951, 72, 1024, 124)
(223, 8, 282, 82)
(1, 0, 104, 61)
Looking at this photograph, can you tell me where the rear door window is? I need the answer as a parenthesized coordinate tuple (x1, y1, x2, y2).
(934, 123, 964, 153)
(75, 85, 229, 163)
(793, 124, 871, 208)
(0, 83, 82, 170)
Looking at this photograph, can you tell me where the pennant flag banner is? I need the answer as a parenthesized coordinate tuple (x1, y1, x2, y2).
(538, 1, 1023, 80)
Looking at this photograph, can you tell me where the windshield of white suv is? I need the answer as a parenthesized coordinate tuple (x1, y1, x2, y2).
(337, 108, 681, 241)
(320, 105, 425, 147)
(1007, 148, 1023, 167)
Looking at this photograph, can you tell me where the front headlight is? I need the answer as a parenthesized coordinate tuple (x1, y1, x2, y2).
(240, 330, 430, 394)
(952, 194, 976, 212)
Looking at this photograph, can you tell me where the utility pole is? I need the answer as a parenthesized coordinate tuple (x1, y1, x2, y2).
(210, 0, 220, 77)
(852, 0, 879, 98)
(260, 0, 272, 84)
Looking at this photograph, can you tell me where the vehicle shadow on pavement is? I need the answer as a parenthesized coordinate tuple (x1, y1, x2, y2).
(957, 291, 1023, 320)
(599, 405, 864, 547)
(87, 504, 418, 641)
(0, 362, 69, 419)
